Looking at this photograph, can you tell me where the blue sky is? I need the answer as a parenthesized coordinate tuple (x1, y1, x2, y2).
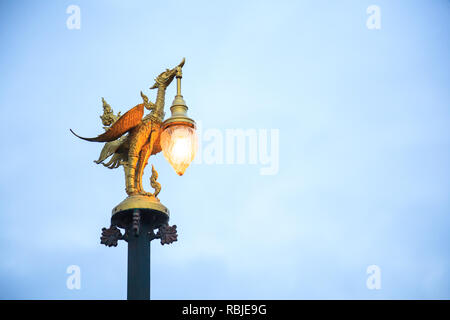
(0, 0, 449, 299)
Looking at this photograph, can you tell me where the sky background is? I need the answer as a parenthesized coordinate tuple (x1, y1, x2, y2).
(0, 0, 449, 299)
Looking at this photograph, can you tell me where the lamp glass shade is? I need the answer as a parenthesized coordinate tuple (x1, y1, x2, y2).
(160, 124, 198, 176)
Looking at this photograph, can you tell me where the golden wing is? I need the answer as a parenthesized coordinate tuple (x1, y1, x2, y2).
(71, 103, 145, 142)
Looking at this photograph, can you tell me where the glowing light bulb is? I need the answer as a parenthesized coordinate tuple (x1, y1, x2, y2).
(160, 124, 198, 175)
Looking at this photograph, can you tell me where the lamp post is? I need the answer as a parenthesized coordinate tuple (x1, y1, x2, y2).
(71, 58, 196, 300)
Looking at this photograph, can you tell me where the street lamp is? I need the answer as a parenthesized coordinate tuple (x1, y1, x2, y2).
(160, 65, 198, 176)
(70, 58, 195, 300)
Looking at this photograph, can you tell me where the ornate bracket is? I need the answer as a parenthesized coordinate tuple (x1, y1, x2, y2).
(100, 225, 125, 247)
(132, 210, 140, 236)
(149, 224, 178, 245)
(101, 220, 177, 247)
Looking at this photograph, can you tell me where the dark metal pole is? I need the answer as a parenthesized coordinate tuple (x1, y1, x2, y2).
(101, 204, 177, 300)
(127, 209, 151, 300)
